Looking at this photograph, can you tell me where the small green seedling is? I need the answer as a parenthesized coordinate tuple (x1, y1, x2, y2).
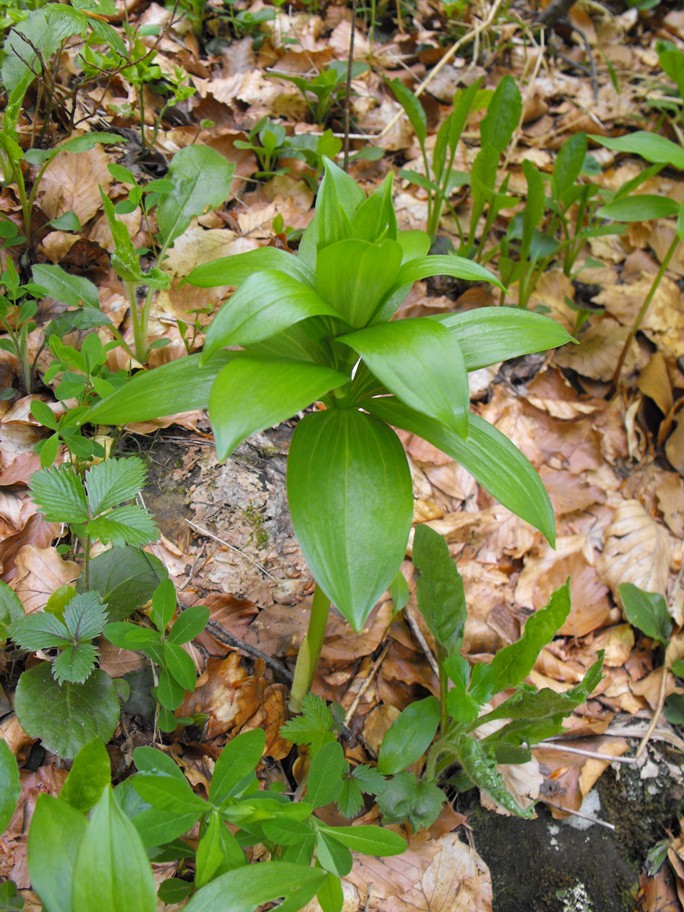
(271, 61, 368, 125)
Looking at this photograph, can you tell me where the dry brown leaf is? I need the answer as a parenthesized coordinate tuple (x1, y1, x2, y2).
(638, 352, 674, 416)
(656, 474, 684, 538)
(589, 624, 634, 667)
(179, 653, 265, 739)
(636, 864, 682, 912)
(37, 146, 113, 224)
(554, 318, 644, 381)
(665, 411, 684, 476)
(598, 500, 671, 599)
(10, 546, 80, 613)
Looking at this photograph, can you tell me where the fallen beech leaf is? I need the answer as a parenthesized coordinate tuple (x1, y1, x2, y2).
(656, 474, 684, 538)
(636, 864, 682, 912)
(11, 545, 80, 613)
(0, 513, 60, 580)
(665, 411, 684, 476)
(38, 146, 113, 224)
(179, 653, 264, 739)
(599, 500, 671, 599)
(638, 352, 673, 416)
(554, 318, 644, 381)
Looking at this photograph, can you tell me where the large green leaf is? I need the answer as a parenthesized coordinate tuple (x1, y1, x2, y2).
(0, 739, 20, 833)
(60, 740, 111, 814)
(210, 729, 264, 806)
(431, 307, 574, 371)
(31, 264, 99, 309)
(183, 862, 327, 912)
(202, 272, 343, 360)
(157, 145, 235, 248)
(187, 247, 314, 288)
(85, 457, 146, 514)
(413, 524, 466, 656)
(393, 254, 503, 291)
(87, 353, 231, 425)
(71, 787, 156, 912)
(314, 159, 365, 251)
(316, 238, 403, 328)
(619, 583, 672, 644)
(377, 696, 440, 775)
(591, 131, 684, 171)
(209, 357, 347, 459)
(364, 399, 555, 544)
(81, 546, 167, 622)
(468, 581, 571, 703)
(452, 732, 533, 818)
(339, 319, 469, 435)
(597, 195, 680, 222)
(14, 665, 119, 759)
(28, 795, 88, 912)
(286, 409, 413, 630)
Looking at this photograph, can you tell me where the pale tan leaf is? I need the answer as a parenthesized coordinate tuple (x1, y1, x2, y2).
(37, 146, 113, 224)
(554, 319, 643, 381)
(638, 352, 673, 416)
(598, 500, 671, 599)
(11, 545, 80, 614)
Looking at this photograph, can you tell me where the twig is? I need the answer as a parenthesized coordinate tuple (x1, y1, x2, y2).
(536, 742, 639, 765)
(205, 619, 293, 683)
(562, 724, 684, 753)
(343, 0, 357, 171)
(344, 642, 391, 726)
(185, 519, 277, 582)
(377, 0, 507, 140)
(637, 666, 670, 758)
(405, 606, 439, 678)
(539, 798, 616, 831)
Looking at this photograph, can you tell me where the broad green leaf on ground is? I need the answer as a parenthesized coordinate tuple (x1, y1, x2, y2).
(287, 408, 413, 630)
(393, 255, 503, 291)
(187, 247, 314, 288)
(339, 319, 469, 435)
(413, 524, 466, 655)
(183, 862, 326, 912)
(365, 398, 555, 544)
(619, 583, 672, 644)
(375, 770, 445, 829)
(81, 546, 167, 622)
(87, 353, 231, 425)
(431, 307, 574, 371)
(157, 145, 235, 248)
(209, 357, 347, 459)
(202, 272, 343, 359)
(377, 696, 440, 775)
(71, 787, 156, 912)
(60, 740, 111, 814)
(597, 195, 680, 222)
(15, 665, 119, 759)
(469, 582, 571, 703)
(0, 739, 20, 833)
(591, 131, 684, 170)
(28, 795, 88, 912)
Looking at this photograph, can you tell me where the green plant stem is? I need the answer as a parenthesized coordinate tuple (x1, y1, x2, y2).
(610, 233, 679, 393)
(125, 281, 146, 363)
(289, 584, 331, 712)
(437, 645, 448, 739)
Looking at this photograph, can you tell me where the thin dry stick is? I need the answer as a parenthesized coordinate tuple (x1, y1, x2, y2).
(376, 0, 508, 140)
(185, 519, 277, 581)
(637, 665, 670, 758)
(205, 618, 293, 682)
(536, 742, 639, 765)
(405, 606, 440, 678)
(344, 642, 391, 726)
(343, 0, 358, 171)
(539, 798, 616, 831)
(593, 724, 684, 753)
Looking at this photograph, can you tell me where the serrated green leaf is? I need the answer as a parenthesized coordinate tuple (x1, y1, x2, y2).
(60, 740, 111, 813)
(85, 457, 146, 514)
(365, 399, 555, 545)
(336, 778, 364, 818)
(377, 696, 440, 775)
(619, 583, 672, 644)
(29, 464, 88, 523)
(0, 740, 20, 833)
(15, 665, 119, 759)
(280, 693, 335, 753)
(209, 357, 348, 460)
(469, 582, 571, 703)
(287, 409, 413, 631)
(339, 319, 469, 435)
(431, 306, 574, 371)
(307, 741, 346, 808)
(413, 524, 466, 655)
(52, 643, 98, 684)
(64, 591, 108, 641)
(452, 732, 533, 817)
(9, 611, 70, 651)
(87, 504, 158, 547)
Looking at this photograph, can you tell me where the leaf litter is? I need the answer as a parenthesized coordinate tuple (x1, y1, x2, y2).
(2, 0, 684, 908)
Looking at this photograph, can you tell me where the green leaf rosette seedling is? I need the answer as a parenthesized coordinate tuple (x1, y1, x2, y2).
(89, 159, 575, 709)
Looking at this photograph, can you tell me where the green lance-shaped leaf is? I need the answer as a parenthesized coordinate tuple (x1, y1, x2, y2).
(377, 696, 440, 775)
(339, 319, 469, 436)
(307, 741, 346, 808)
(314, 158, 366, 251)
(597, 195, 680, 222)
(202, 272, 344, 360)
(31, 264, 100, 309)
(365, 398, 555, 545)
(28, 795, 88, 912)
(452, 732, 533, 818)
(71, 786, 157, 912)
(591, 131, 684, 171)
(619, 583, 672, 645)
(0, 739, 20, 833)
(210, 728, 265, 806)
(392, 254, 504, 292)
(317, 823, 406, 856)
(60, 740, 111, 814)
(551, 132, 587, 209)
(210, 357, 348, 459)
(183, 862, 327, 912)
(87, 352, 232, 425)
(389, 78, 428, 147)
(316, 238, 403, 328)
(15, 665, 119, 759)
(481, 75, 522, 156)
(350, 172, 397, 242)
(187, 246, 315, 288)
(431, 307, 574, 371)
(468, 581, 571, 704)
(413, 524, 466, 656)
(157, 145, 235, 248)
(287, 409, 413, 631)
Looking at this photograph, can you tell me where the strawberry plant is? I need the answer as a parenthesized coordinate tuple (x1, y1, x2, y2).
(89, 158, 574, 710)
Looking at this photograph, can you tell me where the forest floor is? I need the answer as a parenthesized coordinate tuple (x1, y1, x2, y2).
(1, 0, 684, 909)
